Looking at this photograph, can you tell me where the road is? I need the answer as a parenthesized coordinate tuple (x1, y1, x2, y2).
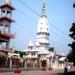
(0, 68, 75, 75)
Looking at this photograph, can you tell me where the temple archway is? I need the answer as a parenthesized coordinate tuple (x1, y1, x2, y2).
(41, 60, 47, 67)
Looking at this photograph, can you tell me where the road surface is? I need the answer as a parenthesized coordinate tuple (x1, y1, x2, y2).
(0, 68, 75, 75)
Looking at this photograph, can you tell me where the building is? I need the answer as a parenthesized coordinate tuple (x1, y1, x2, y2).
(23, 0, 66, 69)
(0, 0, 21, 68)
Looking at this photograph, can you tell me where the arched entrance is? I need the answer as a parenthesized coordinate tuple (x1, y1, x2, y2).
(41, 60, 47, 68)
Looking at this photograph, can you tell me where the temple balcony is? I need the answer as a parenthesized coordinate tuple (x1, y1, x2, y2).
(0, 16, 15, 25)
(0, 46, 13, 52)
(0, 30, 14, 42)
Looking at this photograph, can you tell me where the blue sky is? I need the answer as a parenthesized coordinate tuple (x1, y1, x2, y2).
(0, 0, 75, 55)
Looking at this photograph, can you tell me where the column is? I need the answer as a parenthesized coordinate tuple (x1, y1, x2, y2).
(40, 60, 42, 69)
(51, 57, 53, 68)
(10, 58, 12, 68)
(6, 40, 10, 48)
(47, 58, 49, 69)
(5, 55, 8, 67)
(33, 62, 35, 69)
(24, 61, 27, 68)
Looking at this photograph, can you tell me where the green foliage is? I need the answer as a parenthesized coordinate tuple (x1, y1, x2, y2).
(69, 23, 75, 40)
(48, 47, 54, 52)
(68, 22, 75, 65)
(73, 3, 75, 8)
(14, 50, 26, 58)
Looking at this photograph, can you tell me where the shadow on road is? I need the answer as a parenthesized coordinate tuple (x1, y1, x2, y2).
(57, 71, 75, 75)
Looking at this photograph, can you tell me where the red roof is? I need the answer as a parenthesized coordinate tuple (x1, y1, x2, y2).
(0, 47, 12, 52)
(0, 32, 14, 39)
(0, 4, 15, 10)
(0, 16, 15, 23)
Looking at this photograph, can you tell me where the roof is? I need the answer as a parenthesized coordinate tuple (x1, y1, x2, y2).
(56, 52, 66, 57)
(0, 4, 15, 10)
(38, 49, 49, 55)
(23, 49, 39, 52)
(23, 49, 49, 55)
(59, 57, 66, 61)
(46, 52, 55, 58)
(23, 55, 38, 59)
(0, 16, 15, 23)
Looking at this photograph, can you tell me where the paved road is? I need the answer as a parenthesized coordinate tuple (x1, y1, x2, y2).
(0, 68, 75, 75)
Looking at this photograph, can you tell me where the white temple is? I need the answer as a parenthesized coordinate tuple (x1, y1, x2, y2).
(23, 0, 66, 69)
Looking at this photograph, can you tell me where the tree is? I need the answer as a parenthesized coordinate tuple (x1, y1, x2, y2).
(14, 50, 26, 58)
(69, 23, 75, 39)
(68, 23, 75, 65)
(48, 47, 54, 52)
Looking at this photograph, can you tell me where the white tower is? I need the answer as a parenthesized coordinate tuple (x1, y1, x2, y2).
(36, 0, 49, 50)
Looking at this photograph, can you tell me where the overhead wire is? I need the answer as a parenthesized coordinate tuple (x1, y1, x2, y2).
(16, 0, 68, 37)
(17, 0, 40, 16)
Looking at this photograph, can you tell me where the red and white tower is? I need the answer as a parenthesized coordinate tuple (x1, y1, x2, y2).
(0, 0, 15, 54)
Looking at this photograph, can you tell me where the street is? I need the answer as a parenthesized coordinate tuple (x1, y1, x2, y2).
(0, 68, 75, 75)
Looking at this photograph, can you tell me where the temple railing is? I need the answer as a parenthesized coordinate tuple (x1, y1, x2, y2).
(0, 30, 14, 39)
(0, 46, 13, 52)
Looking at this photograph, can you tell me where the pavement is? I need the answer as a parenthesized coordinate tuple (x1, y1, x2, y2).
(0, 68, 75, 75)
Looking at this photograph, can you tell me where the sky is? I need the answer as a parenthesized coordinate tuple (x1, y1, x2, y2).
(0, 0, 75, 55)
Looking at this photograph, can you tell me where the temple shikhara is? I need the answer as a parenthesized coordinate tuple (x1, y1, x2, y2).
(23, 0, 66, 69)
(0, 0, 67, 69)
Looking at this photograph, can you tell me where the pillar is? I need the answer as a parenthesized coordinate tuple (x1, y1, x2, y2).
(24, 61, 27, 68)
(40, 60, 42, 69)
(47, 58, 50, 69)
(5, 55, 8, 67)
(10, 58, 12, 68)
(51, 57, 53, 68)
(6, 40, 10, 48)
(33, 62, 35, 69)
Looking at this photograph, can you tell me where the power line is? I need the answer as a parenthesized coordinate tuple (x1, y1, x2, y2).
(12, 12, 36, 35)
(16, 9, 35, 22)
(49, 22, 67, 36)
(16, 0, 68, 37)
(11, 23, 36, 43)
(14, 22, 35, 35)
(17, 0, 40, 17)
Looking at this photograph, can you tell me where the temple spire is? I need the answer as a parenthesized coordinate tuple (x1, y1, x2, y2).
(42, 0, 46, 17)
(3, 0, 11, 5)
